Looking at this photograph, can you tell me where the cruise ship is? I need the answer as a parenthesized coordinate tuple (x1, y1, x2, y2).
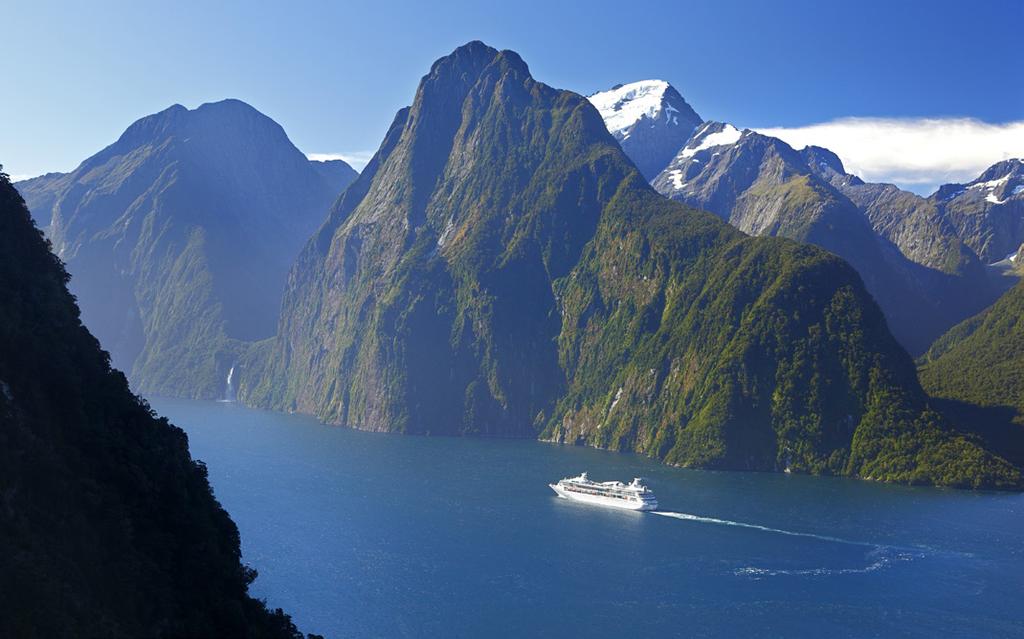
(549, 473, 658, 511)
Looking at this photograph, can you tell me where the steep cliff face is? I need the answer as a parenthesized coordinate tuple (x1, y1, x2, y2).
(239, 43, 1020, 488)
(16, 100, 356, 399)
(0, 170, 304, 638)
(801, 146, 978, 274)
(651, 127, 1010, 354)
(245, 42, 607, 435)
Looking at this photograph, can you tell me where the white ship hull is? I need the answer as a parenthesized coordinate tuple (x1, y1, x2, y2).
(549, 483, 658, 511)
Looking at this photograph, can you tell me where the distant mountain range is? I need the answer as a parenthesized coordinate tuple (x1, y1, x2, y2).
(16, 100, 356, 399)
(591, 82, 1020, 355)
(9, 43, 1023, 490)
(0, 171, 303, 637)
(233, 42, 1019, 488)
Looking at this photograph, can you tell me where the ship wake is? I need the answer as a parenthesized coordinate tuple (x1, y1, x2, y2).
(651, 510, 876, 547)
(733, 546, 922, 578)
(651, 510, 942, 578)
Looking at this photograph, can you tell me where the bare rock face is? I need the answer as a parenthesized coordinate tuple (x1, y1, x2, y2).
(931, 160, 1024, 264)
(651, 124, 1013, 355)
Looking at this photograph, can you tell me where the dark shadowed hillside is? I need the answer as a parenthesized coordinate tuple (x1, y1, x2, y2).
(0, 169, 306, 638)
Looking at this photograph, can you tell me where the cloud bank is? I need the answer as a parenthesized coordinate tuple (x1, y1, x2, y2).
(307, 152, 374, 171)
(755, 118, 1024, 195)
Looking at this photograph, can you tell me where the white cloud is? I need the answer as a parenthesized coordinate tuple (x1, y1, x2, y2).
(307, 151, 375, 171)
(9, 174, 36, 182)
(754, 118, 1024, 195)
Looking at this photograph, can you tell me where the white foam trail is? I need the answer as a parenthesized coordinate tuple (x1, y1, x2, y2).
(735, 546, 927, 578)
(652, 510, 943, 578)
(651, 510, 874, 547)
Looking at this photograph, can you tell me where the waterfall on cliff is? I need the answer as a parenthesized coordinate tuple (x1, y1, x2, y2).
(223, 365, 236, 402)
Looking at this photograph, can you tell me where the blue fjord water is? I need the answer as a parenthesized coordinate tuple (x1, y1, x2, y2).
(151, 398, 1024, 638)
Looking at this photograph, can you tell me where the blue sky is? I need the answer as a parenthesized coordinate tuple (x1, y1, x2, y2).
(3, 0, 1022, 193)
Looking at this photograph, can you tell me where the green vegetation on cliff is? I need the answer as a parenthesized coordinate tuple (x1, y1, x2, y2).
(240, 42, 1021, 489)
(0, 169, 305, 637)
(546, 181, 1019, 488)
(920, 281, 1024, 420)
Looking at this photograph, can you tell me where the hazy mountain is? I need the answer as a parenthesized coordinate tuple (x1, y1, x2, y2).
(0, 170, 304, 637)
(588, 80, 702, 180)
(238, 42, 1019, 489)
(12, 170, 66, 230)
(310, 158, 359, 186)
(16, 100, 356, 399)
(650, 123, 1011, 355)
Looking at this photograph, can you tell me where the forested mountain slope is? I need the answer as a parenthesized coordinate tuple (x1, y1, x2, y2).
(238, 42, 1020, 489)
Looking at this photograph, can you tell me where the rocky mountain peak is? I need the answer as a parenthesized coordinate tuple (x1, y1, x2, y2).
(801, 145, 846, 176)
(417, 41, 523, 98)
(936, 158, 1024, 206)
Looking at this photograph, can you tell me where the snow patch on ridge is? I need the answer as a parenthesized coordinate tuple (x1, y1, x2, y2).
(968, 173, 1021, 205)
(971, 174, 1011, 190)
(681, 124, 743, 158)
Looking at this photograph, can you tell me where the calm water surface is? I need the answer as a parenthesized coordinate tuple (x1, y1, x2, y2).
(151, 398, 1024, 638)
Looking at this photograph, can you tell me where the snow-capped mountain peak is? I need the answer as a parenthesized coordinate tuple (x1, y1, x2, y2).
(589, 80, 679, 138)
(588, 80, 703, 180)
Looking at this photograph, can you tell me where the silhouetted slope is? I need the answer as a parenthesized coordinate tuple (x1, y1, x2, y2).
(0, 169, 303, 638)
